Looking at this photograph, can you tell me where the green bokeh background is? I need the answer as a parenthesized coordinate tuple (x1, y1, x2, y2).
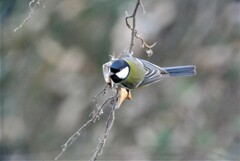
(1, 0, 239, 160)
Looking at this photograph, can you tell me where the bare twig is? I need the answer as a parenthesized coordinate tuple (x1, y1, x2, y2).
(90, 103, 116, 161)
(125, 0, 156, 56)
(94, 85, 109, 99)
(89, 87, 123, 161)
(125, 0, 142, 53)
(14, 0, 45, 32)
(55, 88, 116, 160)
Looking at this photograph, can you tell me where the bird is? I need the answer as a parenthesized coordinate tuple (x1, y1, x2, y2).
(108, 56, 196, 89)
(102, 54, 196, 107)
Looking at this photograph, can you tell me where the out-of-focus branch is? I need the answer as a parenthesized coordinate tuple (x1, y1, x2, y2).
(14, 0, 45, 32)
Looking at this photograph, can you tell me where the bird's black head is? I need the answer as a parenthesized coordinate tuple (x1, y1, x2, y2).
(110, 59, 130, 83)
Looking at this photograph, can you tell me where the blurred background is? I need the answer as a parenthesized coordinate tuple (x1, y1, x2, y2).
(1, 0, 239, 160)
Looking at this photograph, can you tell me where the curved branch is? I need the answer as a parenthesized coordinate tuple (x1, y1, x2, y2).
(125, 0, 142, 54)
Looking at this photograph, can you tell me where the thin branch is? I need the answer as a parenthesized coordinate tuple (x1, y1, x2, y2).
(94, 85, 109, 99)
(125, 0, 142, 53)
(89, 88, 120, 161)
(90, 104, 116, 161)
(125, 0, 156, 56)
(14, 0, 45, 32)
(55, 89, 116, 160)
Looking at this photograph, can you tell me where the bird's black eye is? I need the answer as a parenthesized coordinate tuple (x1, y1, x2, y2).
(110, 67, 120, 73)
(110, 59, 128, 73)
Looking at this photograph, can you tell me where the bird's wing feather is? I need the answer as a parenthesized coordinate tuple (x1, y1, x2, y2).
(138, 59, 169, 87)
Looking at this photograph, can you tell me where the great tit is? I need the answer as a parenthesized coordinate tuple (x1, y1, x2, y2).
(106, 56, 196, 89)
(102, 55, 196, 108)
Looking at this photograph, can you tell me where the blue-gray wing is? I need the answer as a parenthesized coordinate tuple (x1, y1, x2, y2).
(138, 59, 169, 87)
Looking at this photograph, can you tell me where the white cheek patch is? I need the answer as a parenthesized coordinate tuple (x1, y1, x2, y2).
(116, 67, 129, 79)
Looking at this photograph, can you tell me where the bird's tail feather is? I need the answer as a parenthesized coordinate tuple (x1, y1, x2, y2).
(163, 65, 196, 77)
